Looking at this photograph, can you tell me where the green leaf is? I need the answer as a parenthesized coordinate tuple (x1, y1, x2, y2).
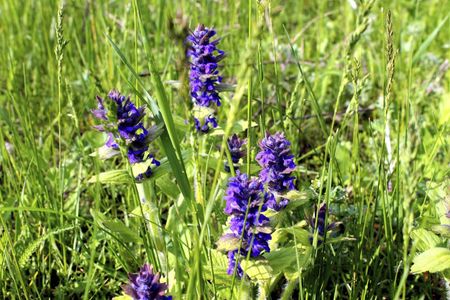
(166, 80, 236, 93)
(241, 259, 273, 281)
(88, 169, 131, 184)
(152, 150, 192, 181)
(410, 228, 442, 252)
(87, 150, 192, 187)
(102, 220, 142, 244)
(90, 144, 120, 160)
(265, 244, 312, 274)
(270, 228, 288, 245)
(0, 234, 8, 267)
(172, 115, 189, 133)
(198, 153, 259, 175)
(91, 209, 142, 244)
(90, 208, 107, 223)
(431, 225, 450, 238)
(284, 226, 311, 246)
(156, 174, 181, 199)
(112, 295, 133, 300)
(411, 247, 450, 274)
(284, 190, 311, 210)
(413, 15, 449, 64)
(216, 234, 240, 252)
(269, 222, 309, 246)
(130, 203, 152, 219)
(265, 247, 297, 274)
(326, 235, 356, 244)
(204, 250, 252, 299)
(204, 250, 234, 285)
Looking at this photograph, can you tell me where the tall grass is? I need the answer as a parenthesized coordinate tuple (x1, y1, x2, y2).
(0, 0, 448, 299)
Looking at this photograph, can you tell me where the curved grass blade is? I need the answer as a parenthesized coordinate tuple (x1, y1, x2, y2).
(283, 25, 328, 136)
(106, 35, 191, 201)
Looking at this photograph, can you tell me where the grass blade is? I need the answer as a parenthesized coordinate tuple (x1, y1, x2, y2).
(106, 35, 191, 201)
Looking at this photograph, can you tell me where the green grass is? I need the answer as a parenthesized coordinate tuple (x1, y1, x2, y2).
(0, 0, 449, 299)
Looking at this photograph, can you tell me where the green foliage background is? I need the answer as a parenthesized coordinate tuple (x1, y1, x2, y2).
(0, 0, 449, 299)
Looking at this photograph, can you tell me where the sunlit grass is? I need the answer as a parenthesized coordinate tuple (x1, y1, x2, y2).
(0, 0, 448, 299)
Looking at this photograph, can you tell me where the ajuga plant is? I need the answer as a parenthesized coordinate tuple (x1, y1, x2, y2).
(218, 172, 271, 277)
(308, 202, 344, 246)
(225, 134, 246, 172)
(122, 264, 172, 300)
(91, 90, 165, 251)
(92, 90, 161, 180)
(187, 24, 225, 133)
(256, 132, 297, 211)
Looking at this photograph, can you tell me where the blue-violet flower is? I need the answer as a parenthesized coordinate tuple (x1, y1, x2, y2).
(92, 91, 160, 180)
(222, 172, 271, 277)
(187, 24, 225, 133)
(122, 264, 172, 300)
(255, 132, 296, 211)
(308, 202, 343, 245)
(225, 134, 246, 172)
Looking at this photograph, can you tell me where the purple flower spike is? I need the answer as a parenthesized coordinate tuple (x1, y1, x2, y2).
(308, 203, 343, 245)
(221, 172, 271, 277)
(228, 134, 246, 164)
(91, 90, 159, 180)
(225, 134, 246, 172)
(122, 264, 172, 300)
(256, 132, 297, 211)
(227, 250, 243, 278)
(194, 115, 218, 133)
(187, 24, 225, 133)
(310, 203, 328, 238)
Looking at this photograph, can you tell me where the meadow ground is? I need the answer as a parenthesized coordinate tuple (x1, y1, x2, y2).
(0, 0, 449, 299)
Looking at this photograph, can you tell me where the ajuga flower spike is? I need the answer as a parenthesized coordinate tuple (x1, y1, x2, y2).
(225, 134, 246, 172)
(92, 90, 160, 180)
(122, 264, 172, 300)
(308, 202, 344, 245)
(256, 132, 296, 211)
(187, 24, 225, 133)
(220, 172, 271, 277)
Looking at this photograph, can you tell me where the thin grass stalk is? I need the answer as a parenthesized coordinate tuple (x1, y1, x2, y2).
(136, 181, 165, 252)
(246, 0, 253, 175)
(0, 216, 31, 299)
(283, 25, 328, 136)
(55, 0, 68, 276)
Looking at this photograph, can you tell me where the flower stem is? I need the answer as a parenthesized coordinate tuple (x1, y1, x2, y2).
(257, 281, 270, 300)
(136, 181, 165, 252)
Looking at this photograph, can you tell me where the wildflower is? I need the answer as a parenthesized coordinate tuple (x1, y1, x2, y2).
(122, 264, 172, 300)
(221, 172, 271, 277)
(309, 203, 328, 241)
(105, 132, 119, 149)
(193, 113, 217, 133)
(255, 132, 296, 210)
(225, 134, 246, 172)
(227, 250, 243, 278)
(308, 202, 343, 245)
(92, 90, 160, 180)
(91, 95, 108, 120)
(187, 24, 225, 133)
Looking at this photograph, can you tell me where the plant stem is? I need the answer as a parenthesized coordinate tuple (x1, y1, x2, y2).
(136, 181, 165, 252)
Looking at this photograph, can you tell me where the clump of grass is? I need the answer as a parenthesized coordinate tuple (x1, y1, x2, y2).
(0, 1, 449, 299)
